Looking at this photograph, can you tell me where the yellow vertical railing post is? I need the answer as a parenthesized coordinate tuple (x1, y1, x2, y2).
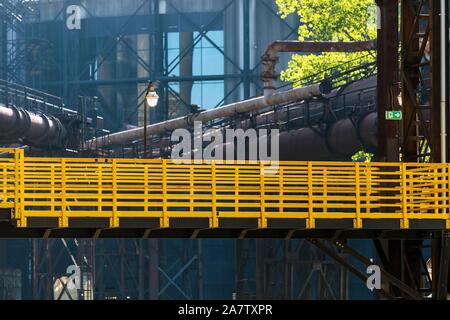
(234, 166, 239, 216)
(442, 165, 447, 220)
(2, 165, 6, 206)
(112, 159, 118, 227)
(408, 170, 413, 214)
(189, 165, 194, 215)
(61, 158, 67, 228)
(144, 164, 148, 217)
(323, 168, 328, 215)
(18, 149, 25, 227)
(50, 164, 55, 216)
(259, 162, 267, 228)
(97, 163, 102, 217)
(307, 162, 315, 228)
(355, 163, 362, 229)
(434, 167, 439, 215)
(447, 164, 450, 229)
(211, 162, 218, 228)
(278, 166, 284, 216)
(401, 163, 409, 229)
(162, 160, 169, 228)
(366, 166, 371, 215)
(13, 149, 20, 224)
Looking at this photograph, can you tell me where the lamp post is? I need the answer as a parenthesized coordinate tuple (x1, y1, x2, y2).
(143, 81, 159, 158)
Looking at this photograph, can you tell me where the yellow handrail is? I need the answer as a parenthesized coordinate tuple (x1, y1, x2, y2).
(0, 149, 449, 229)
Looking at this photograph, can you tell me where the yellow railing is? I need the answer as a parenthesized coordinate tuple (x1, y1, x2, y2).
(0, 148, 449, 229)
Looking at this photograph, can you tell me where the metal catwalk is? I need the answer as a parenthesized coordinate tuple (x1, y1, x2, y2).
(0, 148, 449, 238)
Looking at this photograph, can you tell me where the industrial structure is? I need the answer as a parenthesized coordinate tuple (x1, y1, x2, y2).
(0, 0, 449, 301)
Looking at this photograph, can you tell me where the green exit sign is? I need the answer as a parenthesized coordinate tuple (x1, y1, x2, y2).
(385, 111, 402, 121)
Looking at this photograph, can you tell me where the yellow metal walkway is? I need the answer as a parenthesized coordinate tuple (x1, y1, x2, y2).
(0, 148, 449, 238)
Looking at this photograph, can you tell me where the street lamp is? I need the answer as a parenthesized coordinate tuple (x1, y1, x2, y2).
(397, 82, 402, 107)
(143, 81, 159, 158)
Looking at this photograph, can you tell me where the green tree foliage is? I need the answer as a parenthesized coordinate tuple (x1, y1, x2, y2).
(275, 0, 377, 87)
(352, 150, 374, 162)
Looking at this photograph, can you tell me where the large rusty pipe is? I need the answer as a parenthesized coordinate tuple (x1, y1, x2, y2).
(0, 103, 66, 146)
(184, 112, 377, 161)
(145, 76, 378, 161)
(279, 112, 377, 160)
(141, 76, 377, 160)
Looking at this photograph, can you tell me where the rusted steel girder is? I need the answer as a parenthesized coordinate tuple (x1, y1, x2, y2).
(261, 40, 376, 95)
(377, 0, 400, 162)
(400, 0, 443, 162)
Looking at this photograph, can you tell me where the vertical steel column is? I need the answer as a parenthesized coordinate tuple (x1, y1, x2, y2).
(119, 240, 126, 298)
(138, 240, 144, 300)
(446, 0, 450, 160)
(62, 0, 69, 105)
(32, 239, 38, 299)
(31, 240, 55, 300)
(400, 0, 418, 162)
(401, 0, 442, 162)
(401, 0, 449, 300)
(179, 32, 194, 114)
(432, 231, 450, 299)
(151, 0, 166, 122)
(377, 0, 400, 162)
(283, 240, 290, 299)
(149, 239, 159, 299)
(255, 240, 265, 299)
(0, 20, 6, 80)
(430, 0, 443, 162)
(243, 0, 251, 99)
(44, 240, 52, 300)
(77, 239, 95, 300)
(235, 240, 256, 299)
(198, 240, 204, 299)
(377, 0, 407, 298)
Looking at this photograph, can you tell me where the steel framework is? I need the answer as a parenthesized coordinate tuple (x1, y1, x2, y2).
(376, 0, 450, 300)
(30, 238, 211, 300)
(235, 240, 347, 300)
(6, 0, 299, 130)
(0, 0, 42, 85)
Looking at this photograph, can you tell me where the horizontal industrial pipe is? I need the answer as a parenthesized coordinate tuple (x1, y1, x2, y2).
(173, 111, 377, 161)
(0, 103, 67, 147)
(261, 40, 376, 95)
(85, 81, 332, 149)
(264, 40, 377, 56)
(279, 112, 377, 161)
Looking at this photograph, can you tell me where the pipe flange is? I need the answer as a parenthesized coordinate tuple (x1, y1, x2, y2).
(12, 107, 31, 138)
